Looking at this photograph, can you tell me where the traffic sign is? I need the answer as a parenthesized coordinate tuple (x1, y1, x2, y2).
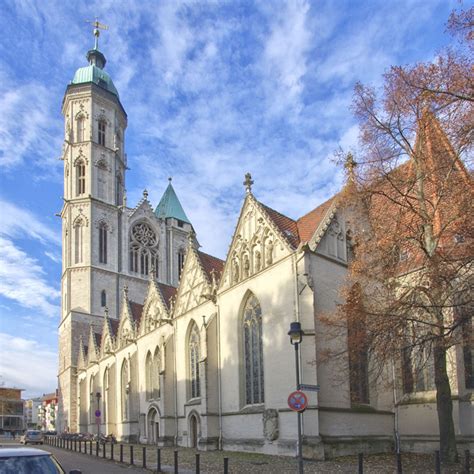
(288, 391, 308, 412)
(299, 384, 320, 392)
(95, 409, 101, 418)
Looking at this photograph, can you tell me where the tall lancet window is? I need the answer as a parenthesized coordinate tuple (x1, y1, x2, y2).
(103, 368, 109, 425)
(99, 222, 107, 264)
(188, 323, 200, 399)
(121, 360, 129, 420)
(116, 173, 123, 205)
(178, 250, 185, 279)
(243, 294, 264, 405)
(153, 347, 161, 399)
(98, 119, 106, 146)
(76, 161, 86, 196)
(76, 116, 85, 143)
(145, 351, 153, 400)
(74, 219, 84, 264)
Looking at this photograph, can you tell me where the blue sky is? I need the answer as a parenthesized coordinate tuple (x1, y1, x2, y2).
(0, 0, 459, 397)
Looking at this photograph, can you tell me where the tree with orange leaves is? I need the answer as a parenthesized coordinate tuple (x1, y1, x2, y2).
(337, 8, 473, 464)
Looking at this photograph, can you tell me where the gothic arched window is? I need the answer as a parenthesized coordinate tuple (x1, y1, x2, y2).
(115, 173, 123, 205)
(76, 116, 85, 143)
(129, 222, 159, 276)
(98, 119, 106, 146)
(188, 323, 200, 399)
(145, 351, 153, 400)
(74, 219, 83, 264)
(103, 368, 109, 424)
(243, 294, 264, 405)
(178, 249, 185, 279)
(121, 360, 129, 420)
(153, 347, 160, 399)
(99, 222, 107, 264)
(76, 161, 86, 196)
(89, 374, 95, 424)
(101, 290, 107, 308)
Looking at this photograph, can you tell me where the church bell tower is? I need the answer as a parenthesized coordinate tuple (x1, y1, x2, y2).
(58, 21, 127, 432)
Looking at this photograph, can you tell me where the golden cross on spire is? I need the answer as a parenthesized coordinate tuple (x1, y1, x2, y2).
(85, 18, 108, 50)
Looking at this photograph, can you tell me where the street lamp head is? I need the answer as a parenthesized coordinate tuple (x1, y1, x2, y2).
(96, 392, 101, 400)
(288, 321, 304, 345)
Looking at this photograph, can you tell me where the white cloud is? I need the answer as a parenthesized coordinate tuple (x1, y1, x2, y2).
(260, 0, 311, 116)
(0, 199, 60, 316)
(0, 198, 61, 246)
(0, 332, 57, 398)
(0, 236, 60, 317)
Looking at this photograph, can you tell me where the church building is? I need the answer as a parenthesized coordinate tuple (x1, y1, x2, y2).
(57, 33, 473, 459)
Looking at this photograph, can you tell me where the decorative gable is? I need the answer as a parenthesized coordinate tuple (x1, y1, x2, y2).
(314, 211, 351, 263)
(117, 288, 137, 348)
(174, 247, 212, 317)
(220, 194, 295, 290)
(86, 326, 100, 365)
(77, 336, 87, 371)
(100, 315, 116, 358)
(140, 277, 174, 335)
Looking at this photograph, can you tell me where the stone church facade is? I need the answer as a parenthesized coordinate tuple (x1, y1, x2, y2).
(57, 40, 473, 458)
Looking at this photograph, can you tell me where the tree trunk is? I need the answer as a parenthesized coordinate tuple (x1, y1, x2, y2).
(433, 343, 458, 463)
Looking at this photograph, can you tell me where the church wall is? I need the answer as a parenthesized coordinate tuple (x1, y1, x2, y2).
(217, 254, 318, 455)
(174, 299, 216, 448)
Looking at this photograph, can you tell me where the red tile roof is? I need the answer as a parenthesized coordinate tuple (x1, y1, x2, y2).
(258, 195, 338, 249)
(157, 283, 177, 309)
(197, 250, 225, 281)
(259, 203, 300, 248)
(296, 196, 337, 243)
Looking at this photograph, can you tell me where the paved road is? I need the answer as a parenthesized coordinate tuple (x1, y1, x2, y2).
(0, 441, 154, 474)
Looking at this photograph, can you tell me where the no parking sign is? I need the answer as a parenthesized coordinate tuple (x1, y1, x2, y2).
(287, 390, 308, 412)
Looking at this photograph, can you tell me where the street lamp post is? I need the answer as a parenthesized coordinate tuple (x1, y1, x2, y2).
(288, 322, 304, 474)
(96, 392, 101, 437)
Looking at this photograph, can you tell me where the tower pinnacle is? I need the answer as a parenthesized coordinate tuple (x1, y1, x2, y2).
(85, 18, 108, 69)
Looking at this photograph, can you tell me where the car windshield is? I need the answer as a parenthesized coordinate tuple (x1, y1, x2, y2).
(28, 431, 41, 435)
(0, 455, 62, 474)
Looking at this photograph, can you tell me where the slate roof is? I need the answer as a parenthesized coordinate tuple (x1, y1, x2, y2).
(157, 283, 177, 309)
(109, 318, 119, 338)
(155, 182, 191, 224)
(129, 301, 144, 329)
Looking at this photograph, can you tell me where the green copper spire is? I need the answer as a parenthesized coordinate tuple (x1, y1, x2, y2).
(155, 178, 191, 224)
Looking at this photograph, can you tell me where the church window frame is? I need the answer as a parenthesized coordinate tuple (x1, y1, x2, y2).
(188, 322, 201, 400)
(153, 347, 161, 399)
(115, 173, 123, 206)
(100, 290, 107, 308)
(76, 160, 86, 196)
(242, 293, 265, 406)
(98, 119, 106, 146)
(121, 359, 129, 421)
(145, 351, 153, 401)
(177, 249, 185, 279)
(74, 218, 84, 264)
(99, 222, 107, 264)
(129, 221, 159, 277)
(76, 116, 85, 143)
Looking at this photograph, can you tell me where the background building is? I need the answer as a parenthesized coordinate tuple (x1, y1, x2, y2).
(38, 392, 58, 432)
(0, 387, 24, 436)
(24, 398, 42, 429)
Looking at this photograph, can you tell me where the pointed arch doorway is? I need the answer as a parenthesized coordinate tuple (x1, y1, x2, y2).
(189, 413, 199, 448)
(147, 407, 160, 444)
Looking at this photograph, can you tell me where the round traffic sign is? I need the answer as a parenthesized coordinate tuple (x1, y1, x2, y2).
(287, 391, 308, 412)
(95, 409, 101, 418)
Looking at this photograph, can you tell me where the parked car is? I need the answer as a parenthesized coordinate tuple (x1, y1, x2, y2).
(20, 430, 44, 445)
(0, 447, 81, 473)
